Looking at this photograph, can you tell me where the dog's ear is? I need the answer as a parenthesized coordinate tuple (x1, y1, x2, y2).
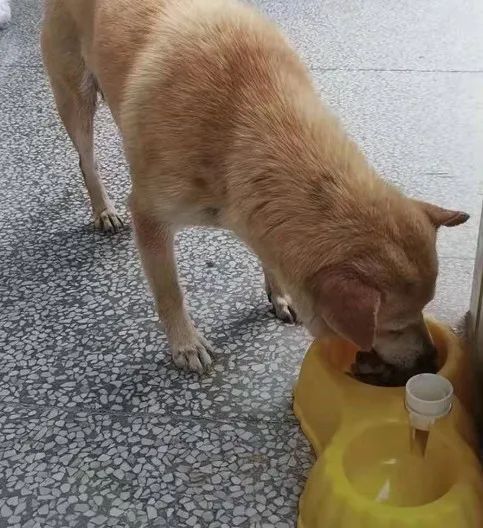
(416, 201, 469, 228)
(312, 269, 380, 350)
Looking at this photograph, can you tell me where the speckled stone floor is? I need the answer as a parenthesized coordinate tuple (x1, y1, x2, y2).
(1, 1, 482, 527)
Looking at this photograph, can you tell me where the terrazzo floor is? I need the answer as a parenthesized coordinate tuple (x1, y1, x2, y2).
(1, 1, 482, 527)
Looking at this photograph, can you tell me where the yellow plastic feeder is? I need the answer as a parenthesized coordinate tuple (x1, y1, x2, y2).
(293, 319, 483, 528)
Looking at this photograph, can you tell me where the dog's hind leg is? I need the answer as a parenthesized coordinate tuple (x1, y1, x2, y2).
(41, 17, 122, 232)
(264, 268, 297, 324)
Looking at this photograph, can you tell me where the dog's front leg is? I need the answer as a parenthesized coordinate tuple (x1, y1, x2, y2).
(132, 211, 213, 373)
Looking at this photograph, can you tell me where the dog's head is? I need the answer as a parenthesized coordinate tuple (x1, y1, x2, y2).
(282, 196, 468, 375)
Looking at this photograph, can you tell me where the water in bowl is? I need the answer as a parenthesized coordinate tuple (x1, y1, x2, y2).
(344, 424, 454, 507)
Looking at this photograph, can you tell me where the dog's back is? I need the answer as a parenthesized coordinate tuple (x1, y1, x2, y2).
(43, 0, 168, 119)
(41, 0, 318, 231)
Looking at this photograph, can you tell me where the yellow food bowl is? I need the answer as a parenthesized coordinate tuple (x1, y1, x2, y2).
(293, 319, 483, 528)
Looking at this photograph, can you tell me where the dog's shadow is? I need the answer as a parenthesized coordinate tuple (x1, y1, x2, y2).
(4, 210, 299, 362)
(4, 220, 134, 294)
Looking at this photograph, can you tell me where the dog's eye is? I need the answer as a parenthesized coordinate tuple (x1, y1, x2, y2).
(387, 329, 403, 337)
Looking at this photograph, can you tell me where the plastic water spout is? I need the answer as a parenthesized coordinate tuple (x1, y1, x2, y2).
(405, 373, 454, 431)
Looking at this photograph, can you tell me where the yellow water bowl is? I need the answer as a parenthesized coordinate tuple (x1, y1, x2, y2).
(294, 319, 483, 528)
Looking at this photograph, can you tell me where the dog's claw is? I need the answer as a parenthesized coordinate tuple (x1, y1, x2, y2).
(270, 295, 298, 324)
(172, 335, 213, 374)
(94, 209, 124, 233)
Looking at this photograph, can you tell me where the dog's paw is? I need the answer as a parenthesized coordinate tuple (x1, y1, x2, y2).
(94, 208, 124, 233)
(172, 335, 213, 374)
(268, 293, 297, 324)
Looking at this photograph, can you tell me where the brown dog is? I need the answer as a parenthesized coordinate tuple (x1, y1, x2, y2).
(41, 0, 468, 376)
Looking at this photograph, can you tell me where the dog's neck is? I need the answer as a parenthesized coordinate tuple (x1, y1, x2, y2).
(225, 100, 387, 279)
